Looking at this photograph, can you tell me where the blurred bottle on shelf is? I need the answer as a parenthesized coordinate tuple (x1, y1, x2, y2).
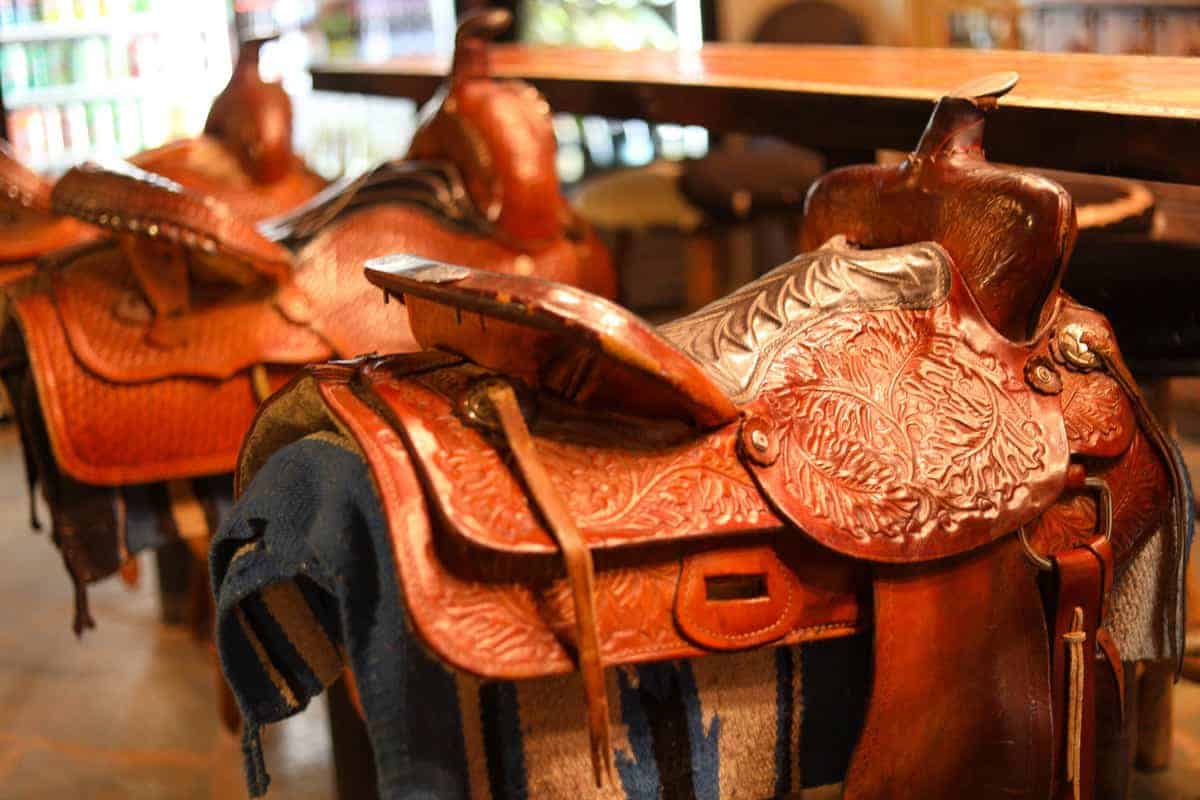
(39, 0, 70, 23)
(85, 98, 117, 158)
(62, 101, 90, 159)
(2, 42, 29, 92)
(10, 0, 40, 24)
(41, 104, 65, 163)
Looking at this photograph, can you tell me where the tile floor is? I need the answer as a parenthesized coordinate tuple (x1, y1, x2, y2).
(0, 419, 1196, 798)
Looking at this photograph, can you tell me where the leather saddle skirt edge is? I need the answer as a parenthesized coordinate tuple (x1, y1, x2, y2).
(238, 361, 868, 680)
(48, 241, 333, 383)
(4, 273, 301, 486)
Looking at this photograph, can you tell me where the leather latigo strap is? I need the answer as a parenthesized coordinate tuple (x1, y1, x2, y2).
(482, 381, 613, 786)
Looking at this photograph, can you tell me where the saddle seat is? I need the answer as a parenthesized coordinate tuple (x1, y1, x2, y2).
(364, 239, 1070, 564)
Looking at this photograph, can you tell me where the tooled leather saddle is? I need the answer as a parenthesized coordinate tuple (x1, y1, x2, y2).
(239, 74, 1190, 799)
(124, 35, 327, 223)
(0, 9, 615, 632)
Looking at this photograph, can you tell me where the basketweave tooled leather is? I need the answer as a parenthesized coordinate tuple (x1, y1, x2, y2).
(237, 73, 1187, 800)
(0, 7, 615, 632)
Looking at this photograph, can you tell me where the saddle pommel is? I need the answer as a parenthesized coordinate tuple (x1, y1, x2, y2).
(406, 8, 568, 245)
(204, 36, 295, 185)
(365, 254, 738, 428)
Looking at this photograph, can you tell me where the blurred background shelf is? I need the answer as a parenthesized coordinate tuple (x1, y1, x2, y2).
(0, 9, 225, 43)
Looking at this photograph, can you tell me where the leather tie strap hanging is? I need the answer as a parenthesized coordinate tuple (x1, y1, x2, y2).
(1028, 476, 1116, 800)
(480, 381, 615, 787)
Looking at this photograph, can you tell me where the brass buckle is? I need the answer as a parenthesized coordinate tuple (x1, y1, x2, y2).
(1019, 476, 1112, 572)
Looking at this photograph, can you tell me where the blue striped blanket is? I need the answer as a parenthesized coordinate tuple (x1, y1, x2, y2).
(212, 435, 870, 799)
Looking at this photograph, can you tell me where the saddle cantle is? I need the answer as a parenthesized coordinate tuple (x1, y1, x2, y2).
(0, 9, 615, 632)
(238, 74, 1189, 798)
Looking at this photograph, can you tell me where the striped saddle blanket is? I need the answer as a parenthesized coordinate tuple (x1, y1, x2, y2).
(213, 435, 869, 799)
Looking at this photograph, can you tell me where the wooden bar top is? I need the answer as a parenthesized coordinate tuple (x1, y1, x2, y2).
(313, 44, 1200, 184)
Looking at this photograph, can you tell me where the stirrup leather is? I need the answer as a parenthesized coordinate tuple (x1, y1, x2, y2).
(471, 380, 615, 787)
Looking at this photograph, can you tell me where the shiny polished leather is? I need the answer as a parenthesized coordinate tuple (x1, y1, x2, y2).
(0, 10, 615, 629)
(239, 75, 1186, 799)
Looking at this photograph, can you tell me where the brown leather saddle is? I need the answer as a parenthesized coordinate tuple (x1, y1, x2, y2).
(0, 9, 615, 631)
(0, 33, 325, 290)
(240, 74, 1189, 799)
(125, 36, 327, 222)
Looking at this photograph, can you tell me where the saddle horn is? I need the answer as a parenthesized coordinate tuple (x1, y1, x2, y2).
(451, 7, 512, 80)
(407, 7, 568, 245)
(204, 35, 296, 185)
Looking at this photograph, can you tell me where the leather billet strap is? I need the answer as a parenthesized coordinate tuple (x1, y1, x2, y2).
(473, 380, 615, 788)
(1050, 536, 1112, 800)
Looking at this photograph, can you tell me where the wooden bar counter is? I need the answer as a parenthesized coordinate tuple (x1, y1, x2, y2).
(313, 45, 1200, 184)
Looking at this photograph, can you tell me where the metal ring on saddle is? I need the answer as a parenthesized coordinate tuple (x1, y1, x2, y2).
(1019, 476, 1112, 572)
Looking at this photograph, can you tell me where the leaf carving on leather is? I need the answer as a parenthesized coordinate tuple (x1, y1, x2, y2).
(542, 560, 685, 658)
(536, 433, 774, 536)
(1059, 368, 1135, 457)
(659, 242, 950, 403)
(1026, 492, 1098, 555)
(404, 367, 776, 547)
(428, 576, 568, 670)
(761, 307, 1046, 546)
(1099, 428, 1169, 559)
